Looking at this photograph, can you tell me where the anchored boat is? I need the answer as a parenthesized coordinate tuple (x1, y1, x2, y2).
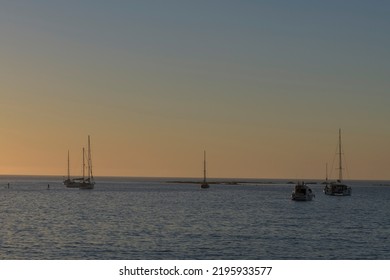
(324, 129, 351, 196)
(64, 135, 95, 189)
(291, 181, 315, 201)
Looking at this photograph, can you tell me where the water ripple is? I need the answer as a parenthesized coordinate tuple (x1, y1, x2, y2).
(0, 180, 389, 259)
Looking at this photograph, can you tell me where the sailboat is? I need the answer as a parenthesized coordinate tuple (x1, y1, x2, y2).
(324, 129, 351, 196)
(200, 151, 210, 189)
(63, 135, 95, 189)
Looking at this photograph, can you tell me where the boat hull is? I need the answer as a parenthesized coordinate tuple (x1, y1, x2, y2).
(291, 193, 314, 201)
(79, 182, 95, 189)
(291, 183, 315, 201)
(324, 183, 351, 196)
(64, 179, 95, 189)
(63, 179, 79, 188)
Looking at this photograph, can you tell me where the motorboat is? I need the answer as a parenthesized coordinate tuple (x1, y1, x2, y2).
(291, 182, 315, 201)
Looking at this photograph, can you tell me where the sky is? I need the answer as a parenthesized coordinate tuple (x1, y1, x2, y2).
(1, 0, 390, 179)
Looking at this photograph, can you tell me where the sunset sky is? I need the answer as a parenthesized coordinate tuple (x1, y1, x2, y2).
(1, 1, 390, 179)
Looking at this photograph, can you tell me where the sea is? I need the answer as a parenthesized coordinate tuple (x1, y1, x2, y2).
(0, 175, 389, 260)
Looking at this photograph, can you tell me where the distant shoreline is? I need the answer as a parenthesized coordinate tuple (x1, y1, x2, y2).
(166, 180, 322, 185)
(1, 174, 390, 186)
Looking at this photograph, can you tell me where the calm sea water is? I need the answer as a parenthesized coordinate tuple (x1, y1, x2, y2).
(0, 176, 389, 260)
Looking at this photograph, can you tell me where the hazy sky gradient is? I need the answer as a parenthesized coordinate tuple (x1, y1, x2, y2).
(1, 1, 390, 179)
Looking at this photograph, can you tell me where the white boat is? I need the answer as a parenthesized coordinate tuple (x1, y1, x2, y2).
(324, 129, 351, 196)
(64, 136, 95, 189)
(200, 150, 210, 189)
(291, 182, 315, 201)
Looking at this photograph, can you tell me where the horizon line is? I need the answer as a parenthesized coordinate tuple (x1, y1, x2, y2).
(1, 173, 390, 182)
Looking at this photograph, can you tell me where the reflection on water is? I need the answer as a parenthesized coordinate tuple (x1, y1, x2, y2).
(0, 177, 389, 259)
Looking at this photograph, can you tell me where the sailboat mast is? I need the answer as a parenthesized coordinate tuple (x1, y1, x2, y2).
(203, 150, 207, 183)
(325, 162, 328, 182)
(67, 150, 70, 180)
(82, 147, 85, 180)
(338, 128, 343, 181)
(88, 135, 93, 180)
